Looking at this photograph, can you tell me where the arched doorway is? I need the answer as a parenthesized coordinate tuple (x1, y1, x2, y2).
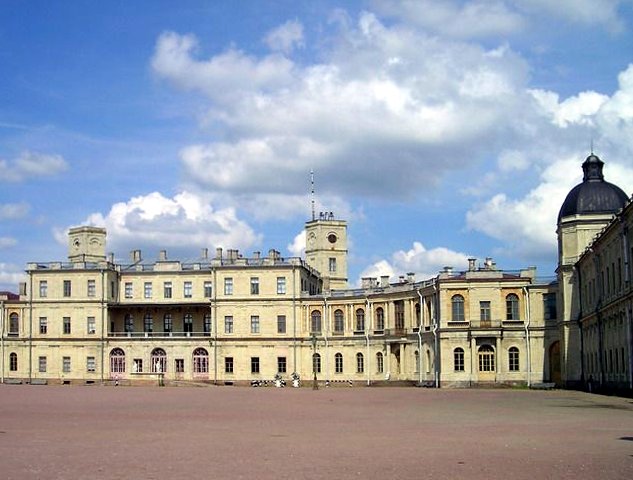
(549, 341, 561, 385)
(151, 348, 167, 373)
(478, 345, 496, 382)
(110, 348, 126, 378)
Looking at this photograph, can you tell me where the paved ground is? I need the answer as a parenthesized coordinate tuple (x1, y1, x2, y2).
(0, 385, 632, 479)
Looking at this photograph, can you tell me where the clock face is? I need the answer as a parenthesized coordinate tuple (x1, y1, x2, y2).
(327, 233, 337, 244)
(73, 238, 81, 250)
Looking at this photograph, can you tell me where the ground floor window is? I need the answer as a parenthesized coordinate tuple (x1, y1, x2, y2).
(175, 358, 185, 373)
(87, 356, 96, 373)
(376, 352, 384, 373)
(508, 347, 520, 372)
(62, 356, 71, 373)
(313, 353, 321, 374)
(277, 356, 287, 373)
(335, 353, 343, 374)
(9, 352, 17, 371)
(38, 356, 47, 373)
(225, 357, 234, 374)
(193, 348, 208, 374)
(356, 352, 364, 373)
(454, 348, 465, 372)
(251, 357, 260, 374)
(478, 345, 495, 372)
(110, 348, 126, 373)
(151, 348, 167, 373)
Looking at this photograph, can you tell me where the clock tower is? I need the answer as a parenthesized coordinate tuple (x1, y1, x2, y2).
(305, 212, 348, 291)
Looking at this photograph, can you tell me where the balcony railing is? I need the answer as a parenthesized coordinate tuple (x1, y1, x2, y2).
(111, 331, 211, 338)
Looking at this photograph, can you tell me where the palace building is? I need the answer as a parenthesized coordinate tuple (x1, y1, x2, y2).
(0, 154, 631, 393)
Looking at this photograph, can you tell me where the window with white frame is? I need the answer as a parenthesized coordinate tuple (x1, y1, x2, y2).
(334, 309, 344, 334)
(143, 314, 153, 333)
(224, 316, 234, 334)
(313, 353, 321, 373)
(110, 348, 125, 373)
(39, 280, 48, 298)
(39, 317, 47, 334)
(193, 348, 209, 374)
(454, 347, 465, 371)
(184, 281, 193, 298)
(144, 282, 152, 299)
(87, 279, 96, 297)
(184, 313, 193, 333)
(375, 307, 385, 331)
(356, 352, 364, 373)
(63, 280, 72, 297)
(38, 356, 47, 373)
(124, 282, 133, 299)
(250, 277, 259, 295)
(63, 317, 71, 335)
(87, 356, 96, 373)
(87, 316, 96, 334)
(355, 308, 365, 332)
(204, 281, 213, 298)
(452, 295, 465, 322)
(124, 314, 134, 333)
(163, 314, 172, 333)
(164, 281, 172, 299)
(277, 277, 286, 294)
(251, 315, 260, 334)
(506, 294, 520, 321)
(62, 356, 71, 373)
(376, 352, 384, 373)
(509, 347, 520, 371)
(478, 345, 495, 372)
(335, 352, 343, 374)
(277, 315, 286, 334)
(224, 278, 233, 295)
(328, 257, 337, 273)
(311, 310, 322, 333)
(480, 301, 491, 322)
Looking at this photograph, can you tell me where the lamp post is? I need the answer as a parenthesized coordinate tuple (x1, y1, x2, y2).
(311, 333, 318, 390)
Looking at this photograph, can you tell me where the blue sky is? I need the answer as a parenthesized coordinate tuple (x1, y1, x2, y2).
(2, 0, 633, 291)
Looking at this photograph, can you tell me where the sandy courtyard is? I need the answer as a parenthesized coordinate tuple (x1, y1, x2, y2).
(0, 385, 632, 479)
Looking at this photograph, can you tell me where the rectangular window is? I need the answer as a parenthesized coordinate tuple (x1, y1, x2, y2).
(62, 356, 71, 373)
(480, 301, 491, 322)
(328, 258, 337, 273)
(251, 356, 260, 374)
(163, 281, 172, 299)
(509, 348, 520, 372)
(87, 356, 96, 373)
(224, 316, 234, 334)
(63, 317, 71, 335)
(394, 300, 405, 329)
(39, 317, 48, 334)
(454, 349, 465, 372)
(277, 356, 287, 373)
(87, 279, 96, 297)
(277, 315, 286, 334)
(125, 315, 134, 333)
(250, 277, 259, 295)
(39, 280, 48, 298)
(133, 358, 143, 373)
(224, 278, 233, 295)
(125, 282, 133, 299)
(175, 359, 185, 373)
(144, 282, 152, 299)
(63, 280, 72, 297)
(225, 357, 234, 374)
(544, 293, 557, 320)
(183, 314, 193, 333)
(204, 281, 213, 298)
(38, 356, 47, 373)
(88, 317, 97, 335)
(277, 277, 286, 294)
(144, 314, 153, 333)
(251, 315, 260, 334)
(184, 281, 193, 298)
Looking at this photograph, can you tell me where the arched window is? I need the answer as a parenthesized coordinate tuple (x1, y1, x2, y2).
(124, 314, 134, 333)
(508, 347, 520, 371)
(375, 307, 385, 331)
(478, 345, 495, 372)
(9, 352, 18, 371)
(334, 309, 344, 333)
(414, 350, 420, 373)
(110, 348, 126, 374)
(356, 352, 364, 373)
(426, 350, 431, 374)
(355, 308, 365, 332)
(335, 352, 343, 374)
(376, 352, 384, 373)
(151, 348, 167, 373)
(9, 313, 19, 335)
(143, 314, 153, 333)
(415, 303, 421, 327)
(452, 295, 465, 322)
(311, 310, 322, 334)
(506, 294, 519, 320)
(454, 347, 465, 372)
(312, 353, 321, 373)
(193, 347, 209, 374)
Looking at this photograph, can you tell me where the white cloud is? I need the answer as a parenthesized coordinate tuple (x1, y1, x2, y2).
(264, 19, 305, 54)
(530, 89, 610, 128)
(0, 202, 30, 220)
(514, 0, 628, 31)
(372, 0, 526, 38)
(288, 230, 306, 257)
(358, 241, 471, 284)
(0, 151, 68, 183)
(64, 191, 262, 257)
(0, 263, 25, 292)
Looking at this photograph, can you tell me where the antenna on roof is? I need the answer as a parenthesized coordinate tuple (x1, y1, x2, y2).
(310, 169, 316, 221)
(590, 137, 594, 155)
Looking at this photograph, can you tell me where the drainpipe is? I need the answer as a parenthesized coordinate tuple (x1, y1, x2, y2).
(28, 271, 33, 383)
(292, 265, 297, 374)
(416, 289, 423, 385)
(522, 286, 531, 388)
(100, 269, 106, 384)
(365, 297, 370, 386)
(432, 280, 439, 388)
(323, 295, 329, 386)
(213, 267, 218, 385)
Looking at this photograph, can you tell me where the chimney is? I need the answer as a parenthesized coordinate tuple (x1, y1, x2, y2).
(406, 272, 415, 283)
(443, 266, 453, 275)
(484, 257, 493, 270)
(468, 258, 476, 271)
(380, 275, 390, 288)
(159, 250, 167, 261)
(19, 282, 27, 296)
(201, 248, 208, 260)
(215, 247, 223, 259)
(253, 251, 260, 260)
(131, 250, 142, 263)
(108, 253, 115, 264)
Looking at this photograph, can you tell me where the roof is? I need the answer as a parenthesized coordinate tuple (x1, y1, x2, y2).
(558, 154, 628, 222)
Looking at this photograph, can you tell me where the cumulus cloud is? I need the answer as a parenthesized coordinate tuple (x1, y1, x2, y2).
(288, 230, 306, 257)
(0, 202, 30, 220)
(63, 191, 262, 257)
(372, 0, 526, 38)
(0, 237, 17, 249)
(358, 241, 471, 284)
(0, 263, 25, 292)
(0, 151, 68, 182)
(264, 19, 305, 54)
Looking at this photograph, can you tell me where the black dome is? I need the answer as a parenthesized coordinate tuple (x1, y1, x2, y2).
(558, 154, 628, 222)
